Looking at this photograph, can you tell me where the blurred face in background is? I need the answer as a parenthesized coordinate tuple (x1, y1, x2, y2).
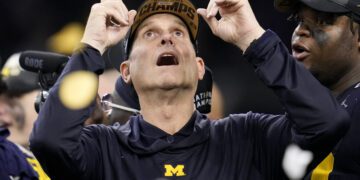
(12, 90, 38, 147)
(0, 95, 26, 145)
(0, 96, 17, 129)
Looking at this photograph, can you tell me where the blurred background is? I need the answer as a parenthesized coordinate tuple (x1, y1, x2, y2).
(0, 0, 296, 116)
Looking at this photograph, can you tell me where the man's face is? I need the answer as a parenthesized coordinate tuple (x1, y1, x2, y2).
(0, 101, 14, 128)
(125, 14, 204, 94)
(291, 6, 359, 88)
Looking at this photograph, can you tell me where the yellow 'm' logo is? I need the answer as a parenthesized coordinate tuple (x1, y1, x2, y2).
(164, 164, 186, 177)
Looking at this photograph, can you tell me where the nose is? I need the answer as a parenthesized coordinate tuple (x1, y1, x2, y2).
(293, 23, 311, 38)
(161, 33, 174, 46)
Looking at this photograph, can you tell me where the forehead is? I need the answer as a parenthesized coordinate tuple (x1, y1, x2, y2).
(136, 13, 188, 32)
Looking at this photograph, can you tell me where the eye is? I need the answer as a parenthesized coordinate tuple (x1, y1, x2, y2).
(316, 14, 335, 26)
(144, 31, 157, 39)
(173, 30, 184, 37)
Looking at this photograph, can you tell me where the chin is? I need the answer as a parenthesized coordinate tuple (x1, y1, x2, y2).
(159, 81, 181, 90)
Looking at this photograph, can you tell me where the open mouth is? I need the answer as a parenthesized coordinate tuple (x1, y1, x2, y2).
(157, 53, 179, 66)
(292, 44, 310, 61)
(292, 44, 308, 54)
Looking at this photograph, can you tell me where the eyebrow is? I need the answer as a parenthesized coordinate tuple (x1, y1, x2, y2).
(137, 16, 187, 32)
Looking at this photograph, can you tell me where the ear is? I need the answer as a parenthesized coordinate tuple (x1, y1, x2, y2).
(196, 57, 205, 80)
(120, 60, 131, 84)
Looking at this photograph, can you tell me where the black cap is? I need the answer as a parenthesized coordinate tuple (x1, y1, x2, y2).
(1, 53, 39, 96)
(274, 0, 360, 22)
(124, 0, 199, 59)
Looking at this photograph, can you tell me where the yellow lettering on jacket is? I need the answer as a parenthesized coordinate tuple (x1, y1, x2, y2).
(164, 164, 186, 177)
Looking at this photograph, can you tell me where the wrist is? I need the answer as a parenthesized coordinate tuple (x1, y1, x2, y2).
(80, 39, 106, 55)
(235, 27, 265, 52)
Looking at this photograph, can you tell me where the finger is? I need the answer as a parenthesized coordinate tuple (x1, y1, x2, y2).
(197, 8, 219, 34)
(101, 0, 120, 3)
(215, 0, 226, 3)
(207, 0, 219, 18)
(128, 10, 137, 26)
(102, 1, 129, 22)
(208, 3, 219, 18)
(119, 1, 130, 21)
(215, 0, 237, 8)
(206, 0, 215, 17)
(104, 6, 129, 26)
(197, 8, 208, 18)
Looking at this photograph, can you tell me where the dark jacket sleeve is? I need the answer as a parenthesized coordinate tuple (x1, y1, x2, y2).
(243, 30, 350, 176)
(29, 45, 105, 180)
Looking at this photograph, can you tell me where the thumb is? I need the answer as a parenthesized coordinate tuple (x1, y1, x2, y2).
(197, 8, 218, 35)
(128, 10, 137, 26)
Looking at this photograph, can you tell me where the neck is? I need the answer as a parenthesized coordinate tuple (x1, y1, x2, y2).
(139, 89, 195, 135)
(331, 63, 360, 96)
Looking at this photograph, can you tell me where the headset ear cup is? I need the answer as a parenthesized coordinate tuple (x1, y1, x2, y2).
(194, 66, 213, 114)
(115, 76, 140, 110)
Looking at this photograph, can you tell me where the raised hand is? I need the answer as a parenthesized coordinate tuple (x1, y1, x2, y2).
(81, 0, 137, 54)
(197, 0, 265, 51)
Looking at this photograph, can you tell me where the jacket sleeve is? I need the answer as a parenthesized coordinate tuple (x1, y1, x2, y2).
(243, 30, 350, 176)
(29, 45, 105, 180)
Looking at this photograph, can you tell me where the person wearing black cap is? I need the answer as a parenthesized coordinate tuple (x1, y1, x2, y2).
(275, 0, 360, 178)
(1, 53, 40, 148)
(0, 76, 49, 180)
(30, 0, 350, 179)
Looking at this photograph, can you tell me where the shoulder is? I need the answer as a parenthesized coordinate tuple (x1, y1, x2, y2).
(338, 82, 360, 115)
(83, 122, 130, 136)
(211, 112, 286, 132)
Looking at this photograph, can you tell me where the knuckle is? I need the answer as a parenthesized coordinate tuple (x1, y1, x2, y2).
(91, 3, 102, 11)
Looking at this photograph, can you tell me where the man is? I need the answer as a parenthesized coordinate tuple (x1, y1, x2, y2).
(30, 0, 349, 179)
(0, 95, 38, 180)
(1, 53, 40, 148)
(275, 0, 360, 179)
(0, 78, 49, 180)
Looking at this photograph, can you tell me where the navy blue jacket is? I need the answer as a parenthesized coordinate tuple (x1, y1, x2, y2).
(308, 82, 360, 179)
(29, 30, 350, 180)
(0, 128, 38, 180)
